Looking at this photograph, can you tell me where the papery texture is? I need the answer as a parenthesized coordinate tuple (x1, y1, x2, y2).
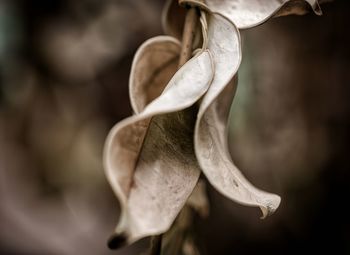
(162, 0, 321, 40)
(205, 0, 321, 29)
(129, 36, 180, 114)
(194, 13, 281, 218)
(104, 50, 214, 244)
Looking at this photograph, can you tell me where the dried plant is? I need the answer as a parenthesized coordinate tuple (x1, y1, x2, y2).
(103, 0, 323, 253)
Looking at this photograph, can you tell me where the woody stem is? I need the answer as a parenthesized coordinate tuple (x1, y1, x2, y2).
(149, 235, 162, 255)
(178, 6, 199, 68)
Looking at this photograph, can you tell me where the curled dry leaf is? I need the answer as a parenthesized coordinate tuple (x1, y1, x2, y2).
(194, 13, 280, 218)
(104, 50, 214, 245)
(129, 36, 180, 114)
(129, 28, 211, 221)
(102, 0, 325, 248)
(274, 0, 322, 17)
(162, 0, 322, 40)
(204, 0, 322, 29)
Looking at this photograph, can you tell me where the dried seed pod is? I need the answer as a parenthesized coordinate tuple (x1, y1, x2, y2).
(205, 0, 322, 29)
(104, 50, 214, 245)
(129, 36, 180, 114)
(162, 0, 322, 40)
(194, 13, 280, 218)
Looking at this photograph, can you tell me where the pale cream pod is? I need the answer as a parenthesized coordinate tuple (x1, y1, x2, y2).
(128, 11, 281, 219)
(194, 13, 281, 218)
(128, 35, 210, 218)
(162, 0, 322, 40)
(104, 49, 214, 246)
(129, 36, 181, 114)
(203, 0, 322, 28)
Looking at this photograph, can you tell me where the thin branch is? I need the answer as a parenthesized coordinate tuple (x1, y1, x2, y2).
(149, 235, 162, 255)
(178, 6, 199, 68)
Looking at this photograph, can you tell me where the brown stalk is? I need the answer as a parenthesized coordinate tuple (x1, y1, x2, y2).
(178, 6, 199, 68)
(149, 235, 162, 255)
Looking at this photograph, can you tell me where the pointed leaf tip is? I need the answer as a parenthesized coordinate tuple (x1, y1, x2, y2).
(260, 194, 282, 219)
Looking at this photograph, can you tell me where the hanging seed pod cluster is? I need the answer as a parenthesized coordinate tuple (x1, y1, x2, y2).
(103, 0, 323, 251)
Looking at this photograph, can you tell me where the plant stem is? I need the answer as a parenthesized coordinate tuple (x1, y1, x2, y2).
(178, 6, 199, 68)
(149, 235, 162, 255)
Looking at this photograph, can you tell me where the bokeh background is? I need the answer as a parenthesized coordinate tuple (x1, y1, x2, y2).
(0, 0, 349, 254)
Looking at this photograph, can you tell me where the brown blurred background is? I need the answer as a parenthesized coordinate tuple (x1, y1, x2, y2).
(0, 0, 349, 254)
